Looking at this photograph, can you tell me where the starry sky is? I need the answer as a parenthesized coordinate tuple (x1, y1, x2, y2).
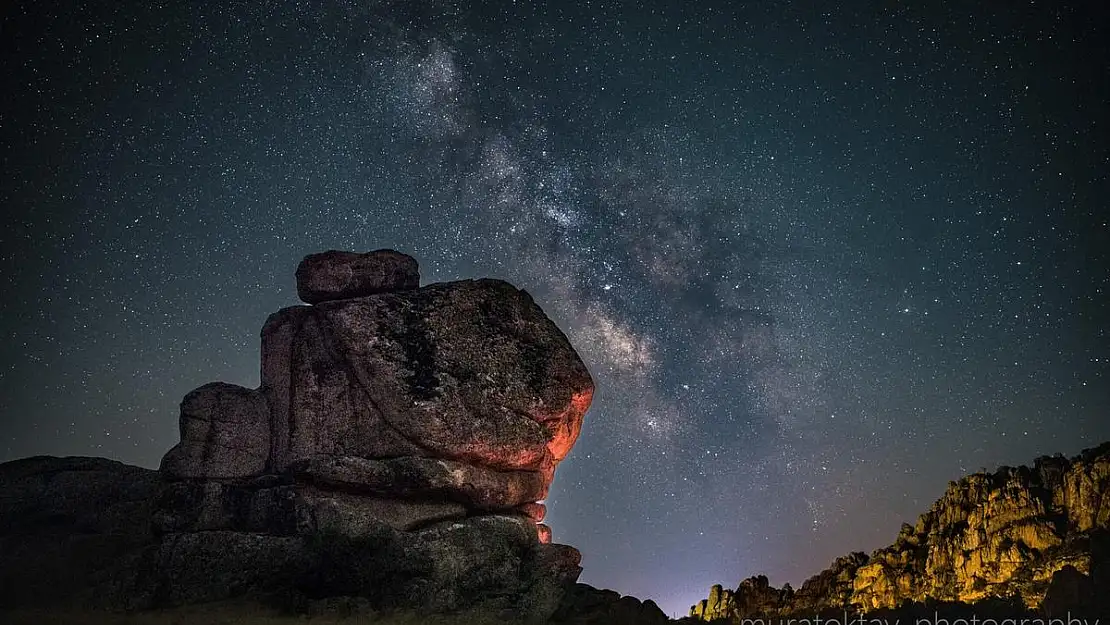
(2, 0, 1109, 617)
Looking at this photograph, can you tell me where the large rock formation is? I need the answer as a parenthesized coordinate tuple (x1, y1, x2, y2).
(0, 250, 596, 622)
(787, 551, 868, 614)
(159, 250, 592, 539)
(849, 444, 1110, 612)
(689, 443, 1110, 620)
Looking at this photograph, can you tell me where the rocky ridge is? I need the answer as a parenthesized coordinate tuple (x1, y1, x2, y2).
(690, 443, 1110, 620)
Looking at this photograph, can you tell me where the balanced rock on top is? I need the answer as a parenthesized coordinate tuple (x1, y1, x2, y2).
(295, 249, 419, 304)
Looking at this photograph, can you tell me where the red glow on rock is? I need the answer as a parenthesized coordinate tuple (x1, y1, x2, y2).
(544, 387, 595, 462)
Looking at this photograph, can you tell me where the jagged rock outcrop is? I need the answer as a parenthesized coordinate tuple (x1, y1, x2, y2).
(0, 250, 597, 623)
(150, 250, 592, 616)
(690, 577, 793, 621)
(690, 443, 1110, 619)
(849, 444, 1110, 612)
(789, 551, 868, 613)
(689, 584, 733, 621)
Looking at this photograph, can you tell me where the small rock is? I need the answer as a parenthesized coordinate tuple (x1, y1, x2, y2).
(516, 501, 547, 522)
(295, 249, 419, 304)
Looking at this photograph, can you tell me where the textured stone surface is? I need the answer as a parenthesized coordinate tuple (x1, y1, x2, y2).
(160, 383, 270, 479)
(0, 456, 585, 619)
(154, 478, 469, 534)
(297, 514, 582, 619)
(290, 455, 548, 509)
(155, 479, 270, 534)
(261, 278, 594, 481)
(690, 442, 1110, 619)
(691, 577, 793, 621)
(126, 531, 310, 608)
(536, 542, 584, 587)
(690, 584, 733, 621)
(153, 476, 299, 535)
(537, 523, 553, 544)
(789, 551, 868, 614)
(517, 501, 547, 522)
(165, 259, 593, 529)
(847, 448, 1108, 611)
(294, 486, 468, 533)
(295, 249, 419, 304)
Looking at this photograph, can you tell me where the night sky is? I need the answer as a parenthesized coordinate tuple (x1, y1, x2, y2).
(2, 0, 1109, 617)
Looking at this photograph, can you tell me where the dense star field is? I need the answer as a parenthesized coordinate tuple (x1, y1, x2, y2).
(2, 0, 1108, 616)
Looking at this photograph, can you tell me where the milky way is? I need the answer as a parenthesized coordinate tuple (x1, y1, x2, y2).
(2, 0, 1108, 616)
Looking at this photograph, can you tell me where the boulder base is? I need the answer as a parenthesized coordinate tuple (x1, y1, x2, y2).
(290, 455, 548, 510)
